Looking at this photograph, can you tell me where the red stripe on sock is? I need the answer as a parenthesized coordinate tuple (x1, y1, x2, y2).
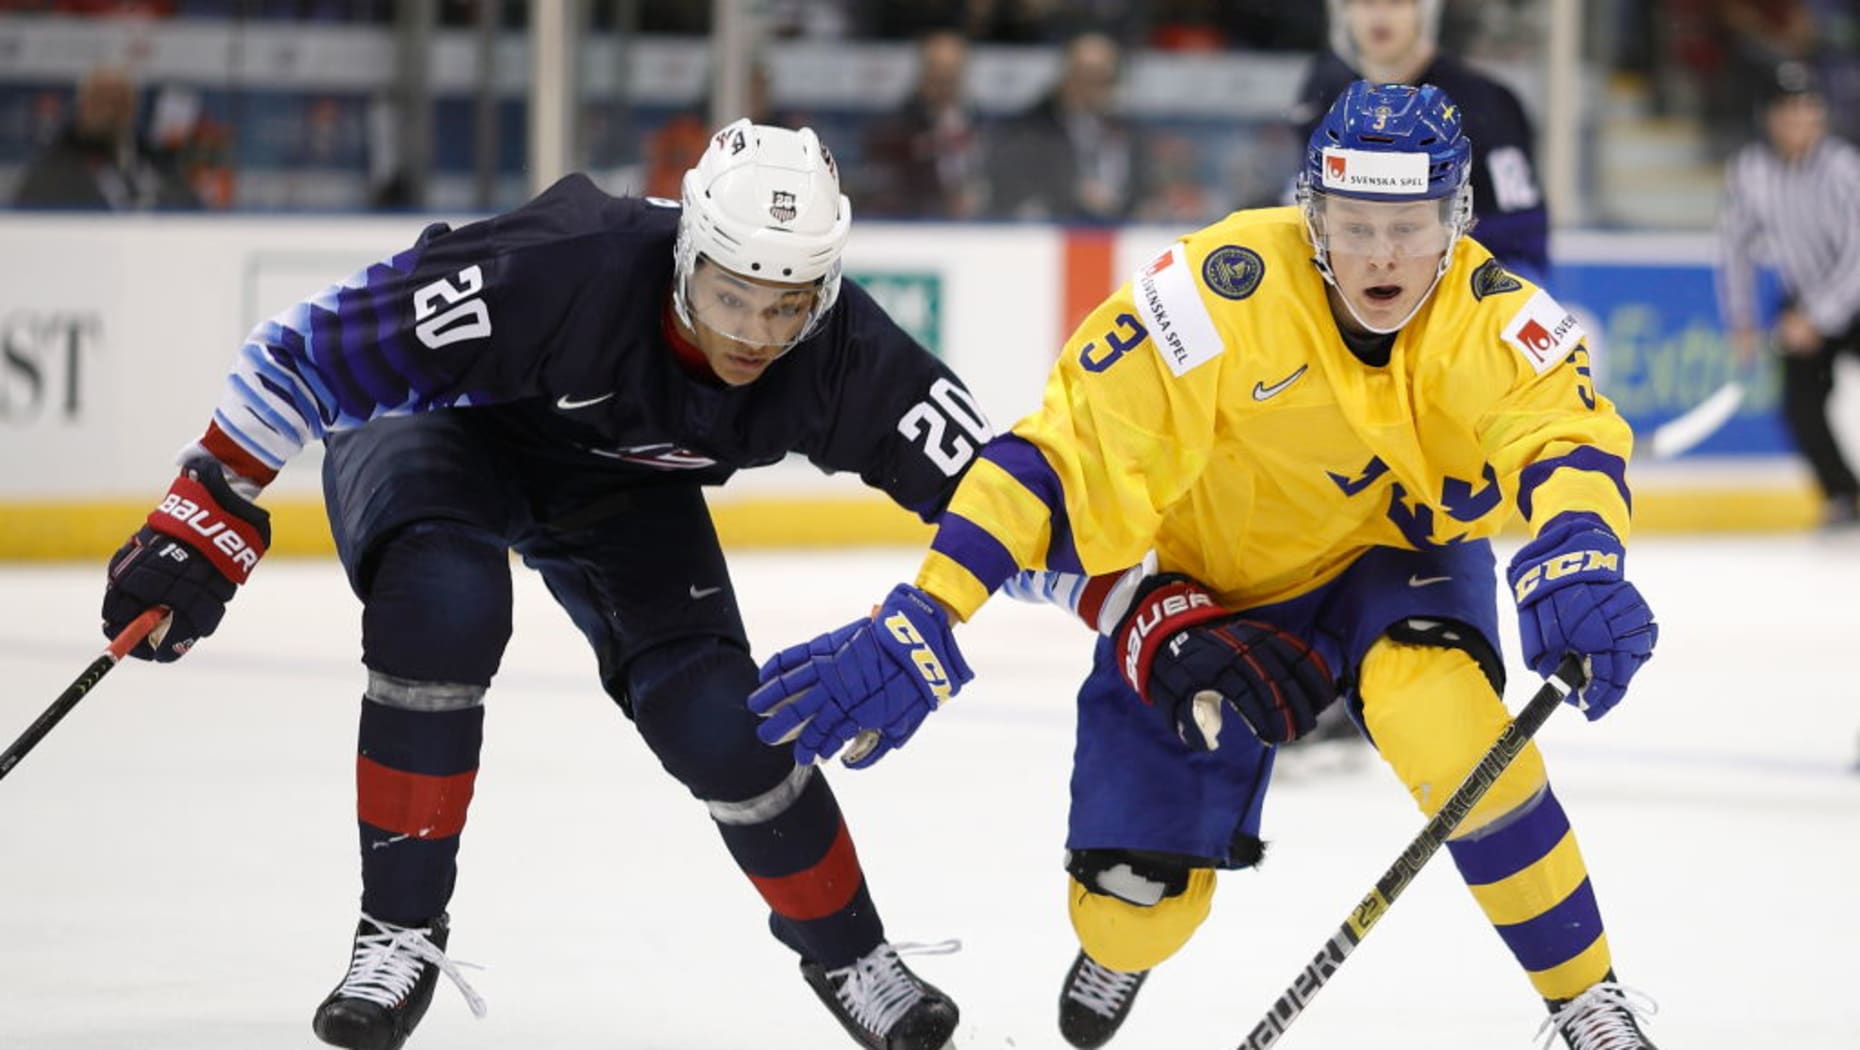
(747, 819, 866, 921)
(356, 756, 476, 840)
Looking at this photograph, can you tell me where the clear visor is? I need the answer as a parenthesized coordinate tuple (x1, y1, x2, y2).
(684, 258, 823, 349)
(1307, 193, 1457, 260)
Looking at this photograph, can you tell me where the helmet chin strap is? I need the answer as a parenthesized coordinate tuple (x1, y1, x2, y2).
(1322, 257, 1451, 336)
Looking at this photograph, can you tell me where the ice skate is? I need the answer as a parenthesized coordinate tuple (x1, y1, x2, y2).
(1057, 949, 1149, 1049)
(1540, 979, 1658, 1050)
(800, 939, 961, 1050)
(312, 913, 485, 1050)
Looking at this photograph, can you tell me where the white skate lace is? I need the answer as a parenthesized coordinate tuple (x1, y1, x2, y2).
(1065, 954, 1144, 1020)
(825, 939, 961, 1038)
(334, 914, 488, 1019)
(1536, 981, 1657, 1050)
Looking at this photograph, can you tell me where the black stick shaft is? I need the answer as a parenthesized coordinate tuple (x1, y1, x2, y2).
(1236, 654, 1585, 1050)
(0, 609, 167, 782)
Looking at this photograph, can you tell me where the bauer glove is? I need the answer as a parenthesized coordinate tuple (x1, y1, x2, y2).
(1112, 573, 1334, 749)
(102, 456, 270, 661)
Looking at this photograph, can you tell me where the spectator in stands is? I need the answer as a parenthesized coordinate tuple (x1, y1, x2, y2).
(12, 65, 200, 211)
(1718, 60, 1860, 530)
(1294, 0, 1549, 283)
(986, 30, 1147, 223)
(858, 29, 987, 219)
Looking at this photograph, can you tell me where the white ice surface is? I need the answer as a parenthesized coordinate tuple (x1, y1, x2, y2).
(3, 535, 1858, 1049)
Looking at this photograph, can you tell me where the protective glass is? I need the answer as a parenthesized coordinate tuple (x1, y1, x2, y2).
(684, 258, 823, 349)
(1306, 193, 1456, 259)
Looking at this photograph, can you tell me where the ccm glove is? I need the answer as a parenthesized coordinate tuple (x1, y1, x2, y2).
(102, 456, 270, 662)
(1113, 574, 1334, 749)
(1507, 512, 1658, 719)
(750, 583, 973, 768)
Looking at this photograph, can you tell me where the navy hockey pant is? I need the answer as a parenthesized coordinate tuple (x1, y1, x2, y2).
(322, 410, 885, 968)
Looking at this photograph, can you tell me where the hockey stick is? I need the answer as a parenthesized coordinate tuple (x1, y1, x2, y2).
(1235, 653, 1587, 1049)
(1644, 380, 1746, 460)
(0, 608, 168, 782)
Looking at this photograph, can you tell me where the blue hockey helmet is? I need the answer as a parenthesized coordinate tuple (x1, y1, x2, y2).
(1301, 80, 1470, 204)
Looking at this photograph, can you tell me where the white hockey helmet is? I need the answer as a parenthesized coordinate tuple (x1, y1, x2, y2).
(673, 118, 852, 348)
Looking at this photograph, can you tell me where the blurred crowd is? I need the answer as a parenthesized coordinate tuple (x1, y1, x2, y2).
(2, 0, 1858, 223)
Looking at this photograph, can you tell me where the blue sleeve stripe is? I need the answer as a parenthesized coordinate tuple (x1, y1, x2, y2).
(930, 513, 1023, 595)
(307, 295, 393, 418)
(266, 342, 339, 427)
(1492, 879, 1603, 973)
(338, 280, 420, 413)
(1517, 447, 1631, 523)
(226, 372, 310, 447)
(981, 435, 1085, 574)
(211, 408, 287, 468)
(268, 322, 350, 426)
(238, 341, 324, 435)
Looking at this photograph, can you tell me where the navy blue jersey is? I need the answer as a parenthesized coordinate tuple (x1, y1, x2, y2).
(198, 174, 990, 520)
(1295, 52, 1550, 282)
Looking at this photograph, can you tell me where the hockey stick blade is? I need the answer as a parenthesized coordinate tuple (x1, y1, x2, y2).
(1235, 653, 1587, 1050)
(0, 608, 168, 782)
(753, 688, 883, 766)
(1645, 380, 1745, 460)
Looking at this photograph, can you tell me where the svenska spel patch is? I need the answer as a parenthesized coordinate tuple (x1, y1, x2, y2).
(1500, 289, 1586, 374)
(1133, 243, 1223, 377)
(1320, 148, 1430, 195)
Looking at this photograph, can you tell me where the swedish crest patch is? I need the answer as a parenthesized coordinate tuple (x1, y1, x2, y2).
(1471, 257, 1523, 300)
(1202, 245, 1265, 300)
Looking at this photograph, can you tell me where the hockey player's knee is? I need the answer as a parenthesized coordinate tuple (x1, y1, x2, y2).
(361, 524, 513, 687)
(1066, 849, 1219, 972)
(628, 637, 790, 801)
(1358, 633, 1546, 834)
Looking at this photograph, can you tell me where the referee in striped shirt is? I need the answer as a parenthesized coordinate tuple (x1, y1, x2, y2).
(1718, 60, 1860, 529)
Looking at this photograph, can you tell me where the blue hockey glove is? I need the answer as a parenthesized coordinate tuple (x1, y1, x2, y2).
(1113, 574, 1334, 749)
(749, 583, 973, 768)
(1507, 512, 1658, 719)
(102, 457, 270, 662)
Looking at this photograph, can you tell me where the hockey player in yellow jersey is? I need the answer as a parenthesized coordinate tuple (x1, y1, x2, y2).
(748, 81, 1661, 1049)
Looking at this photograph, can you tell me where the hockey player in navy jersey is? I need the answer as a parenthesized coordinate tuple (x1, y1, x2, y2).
(1296, 0, 1550, 284)
(97, 120, 978, 1050)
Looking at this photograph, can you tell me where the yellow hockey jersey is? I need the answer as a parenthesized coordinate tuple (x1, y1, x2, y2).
(918, 207, 1634, 620)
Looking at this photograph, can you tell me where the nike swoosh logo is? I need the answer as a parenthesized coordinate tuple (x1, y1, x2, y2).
(556, 392, 615, 410)
(689, 585, 723, 599)
(1251, 364, 1309, 401)
(1408, 575, 1452, 588)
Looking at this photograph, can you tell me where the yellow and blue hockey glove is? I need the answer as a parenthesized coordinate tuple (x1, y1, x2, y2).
(1507, 512, 1658, 719)
(749, 583, 973, 768)
(1112, 574, 1334, 749)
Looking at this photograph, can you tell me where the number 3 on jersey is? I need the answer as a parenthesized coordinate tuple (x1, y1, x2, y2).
(414, 265, 493, 349)
(899, 378, 993, 476)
